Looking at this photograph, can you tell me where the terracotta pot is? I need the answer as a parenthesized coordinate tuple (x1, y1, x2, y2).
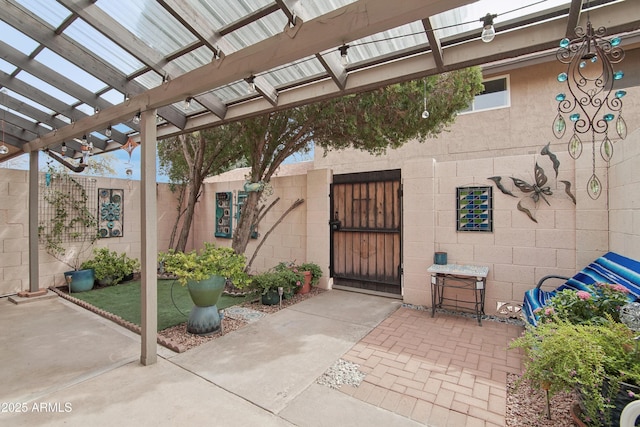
(298, 271, 312, 295)
(570, 402, 587, 427)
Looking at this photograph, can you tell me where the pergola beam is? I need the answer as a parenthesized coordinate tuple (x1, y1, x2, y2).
(24, 0, 476, 152)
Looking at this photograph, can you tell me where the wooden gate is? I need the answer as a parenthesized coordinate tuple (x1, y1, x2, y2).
(330, 170, 402, 295)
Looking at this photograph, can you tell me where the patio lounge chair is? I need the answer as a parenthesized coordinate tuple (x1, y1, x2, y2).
(523, 252, 640, 326)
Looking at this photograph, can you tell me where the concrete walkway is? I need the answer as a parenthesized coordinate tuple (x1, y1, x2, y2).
(0, 289, 523, 426)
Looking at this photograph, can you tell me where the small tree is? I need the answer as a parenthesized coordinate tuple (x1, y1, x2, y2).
(158, 128, 246, 252)
(231, 69, 484, 254)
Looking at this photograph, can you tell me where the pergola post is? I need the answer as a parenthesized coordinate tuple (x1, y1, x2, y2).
(28, 150, 39, 293)
(140, 108, 158, 366)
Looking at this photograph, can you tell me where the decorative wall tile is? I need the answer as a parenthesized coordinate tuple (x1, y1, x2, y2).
(456, 186, 493, 232)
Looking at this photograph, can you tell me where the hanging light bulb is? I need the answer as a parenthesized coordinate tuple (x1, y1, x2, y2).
(339, 44, 350, 66)
(82, 134, 88, 145)
(421, 79, 429, 119)
(105, 125, 112, 138)
(184, 97, 192, 110)
(132, 112, 141, 124)
(246, 76, 256, 93)
(0, 119, 7, 155)
(480, 13, 497, 43)
(61, 142, 67, 155)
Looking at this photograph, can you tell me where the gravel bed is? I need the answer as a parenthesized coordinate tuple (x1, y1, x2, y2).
(317, 359, 365, 389)
(506, 373, 576, 426)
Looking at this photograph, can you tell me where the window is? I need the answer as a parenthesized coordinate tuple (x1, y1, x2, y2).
(460, 75, 510, 113)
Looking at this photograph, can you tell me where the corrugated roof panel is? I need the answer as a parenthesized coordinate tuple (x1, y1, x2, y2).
(0, 21, 39, 56)
(6, 90, 55, 116)
(15, 0, 71, 28)
(347, 22, 428, 64)
(211, 81, 250, 103)
(300, 0, 357, 20)
(0, 58, 17, 75)
(100, 89, 126, 106)
(134, 70, 162, 90)
(35, 49, 108, 93)
(260, 56, 324, 88)
(64, 19, 145, 76)
(225, 13, 287, 50)
(95, 0, 197, 57)
(169, 46, 215, 74)
(15, 71, 79, 105)
(192, 0, 273, 30)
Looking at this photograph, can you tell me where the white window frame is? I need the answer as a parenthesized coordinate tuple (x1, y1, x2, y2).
(459, 75, 510, 114)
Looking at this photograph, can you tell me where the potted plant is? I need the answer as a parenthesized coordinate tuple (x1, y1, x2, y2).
(159, 243, 249, 334)
(250, 269, 299, 305)
(510, 283, 640, 426)
(299, 261, 323, 286)
(80, 248, 140, 286)
(38, 168, 99, 292)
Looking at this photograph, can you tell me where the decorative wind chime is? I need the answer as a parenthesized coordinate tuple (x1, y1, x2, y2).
(552, 12, 626, 200)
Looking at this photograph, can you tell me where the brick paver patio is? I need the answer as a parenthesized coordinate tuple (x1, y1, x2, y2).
(340, 307, 524, 426)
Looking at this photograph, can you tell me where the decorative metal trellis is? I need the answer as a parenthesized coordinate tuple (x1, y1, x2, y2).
(98, 188, 124, 238)
(38, 172, 97, 243)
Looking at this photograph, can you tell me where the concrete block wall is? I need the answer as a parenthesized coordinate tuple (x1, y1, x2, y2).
(422, 151, 577, 314)
(0, 170, 147, 295)
(200, 172, 309, 275)
(609, 127, 640, 260)
(0, 169, 29, 296)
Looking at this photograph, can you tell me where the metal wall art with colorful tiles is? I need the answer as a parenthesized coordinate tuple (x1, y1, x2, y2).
(456, 186, 493, 232)
(98, 188, 124, 238)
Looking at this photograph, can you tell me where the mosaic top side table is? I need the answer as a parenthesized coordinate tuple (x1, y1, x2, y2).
(428, 263, 489, 326)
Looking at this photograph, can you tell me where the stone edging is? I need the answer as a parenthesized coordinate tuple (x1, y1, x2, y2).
(48, 286, 186, 353)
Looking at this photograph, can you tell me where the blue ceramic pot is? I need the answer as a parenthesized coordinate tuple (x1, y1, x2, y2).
(64, 269, 95, 292)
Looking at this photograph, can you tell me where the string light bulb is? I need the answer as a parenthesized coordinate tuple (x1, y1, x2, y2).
(184, 97, 192, 110)
(480, 13, 497, 43)
(132, 112, 141, 124)
(247, 76, 256, 93)
(61, 142, 67, 154)
(339, 44, 350, 66)
(105, 125, 112, 138)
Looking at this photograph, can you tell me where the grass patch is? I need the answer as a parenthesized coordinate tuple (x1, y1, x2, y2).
(71, 279, 251, 331)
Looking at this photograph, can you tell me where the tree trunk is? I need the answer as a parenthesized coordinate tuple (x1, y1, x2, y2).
(231, 190, 261, 255)
(174, 183, 201, 252)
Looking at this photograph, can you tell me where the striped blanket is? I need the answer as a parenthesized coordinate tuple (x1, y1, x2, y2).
(523, 252, 640, 326)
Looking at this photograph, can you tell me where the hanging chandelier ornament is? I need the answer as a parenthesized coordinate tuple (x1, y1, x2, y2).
(553, 15, 626, 200)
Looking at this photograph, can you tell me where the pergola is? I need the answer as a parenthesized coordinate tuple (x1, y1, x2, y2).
(1, 0, 639, 364)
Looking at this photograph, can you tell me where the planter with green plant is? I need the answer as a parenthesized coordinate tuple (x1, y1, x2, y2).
(250, 270, 299, 305)
(159, 243, 249, 334)
(80, 248, 140, 287)
(38, 169, 99, 292)
(510, 283, 640, 426)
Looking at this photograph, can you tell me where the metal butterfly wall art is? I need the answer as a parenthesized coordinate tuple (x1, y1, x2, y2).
(489, 143, 576, 223)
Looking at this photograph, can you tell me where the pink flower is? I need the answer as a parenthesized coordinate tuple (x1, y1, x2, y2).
(629, 391, 636, 398)
(544, 307, 554, 315)
(576, 291, 591, 300)
(296, 281, 301, 287)
(612, 284, 629, 293)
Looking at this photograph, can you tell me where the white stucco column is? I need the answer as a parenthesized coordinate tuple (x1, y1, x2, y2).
(140, 109, 158, 365)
